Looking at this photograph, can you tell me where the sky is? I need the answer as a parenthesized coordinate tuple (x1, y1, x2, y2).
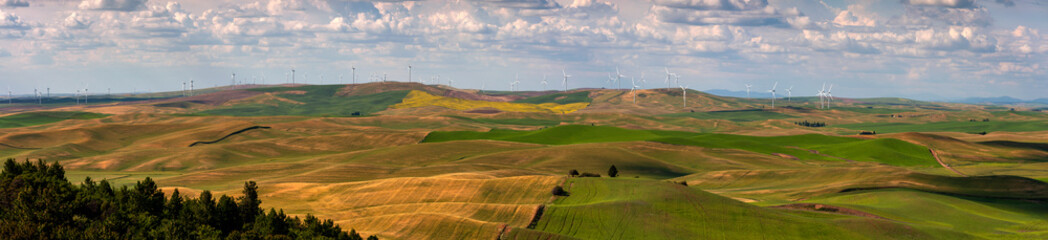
(0, 0, 1045, 100)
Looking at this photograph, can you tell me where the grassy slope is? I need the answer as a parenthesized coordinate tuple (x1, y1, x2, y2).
(0, 111, 107, 128)
(200, 85, 409, 116)
(424, 125, 938, 167)
(513, 91, 592, 104)
(661, 109, 796, 122)
(529, 178, 966, 240)
(804, 189, 1048, 239)
(837, 121, 1048, 133)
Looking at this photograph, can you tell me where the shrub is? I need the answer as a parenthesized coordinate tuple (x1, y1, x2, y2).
(569, 169, 579, 177)
(578, 172, 601, 177)
(551, 186, 569, 196)
(608, 165, 618, 178)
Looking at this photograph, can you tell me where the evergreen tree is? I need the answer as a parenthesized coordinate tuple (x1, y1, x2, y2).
(608, 165, 619, 177)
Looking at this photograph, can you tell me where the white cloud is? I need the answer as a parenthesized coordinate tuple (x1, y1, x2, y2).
(79, 0, 149, 12)
(0, 8, 29, 30)
(902, 0, 976, 8)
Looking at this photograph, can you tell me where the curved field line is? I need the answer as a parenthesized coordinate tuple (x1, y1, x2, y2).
(187, 126, 271, 147)
(930, 148, 967, 176)
(0, 142, 41, 150)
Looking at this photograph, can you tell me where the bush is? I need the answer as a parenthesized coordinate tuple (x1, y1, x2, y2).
(608, 165, 618, 178)
(568, 169, 579, 177)
(551, 186, 569, 196)
(578, 172, 601, 177)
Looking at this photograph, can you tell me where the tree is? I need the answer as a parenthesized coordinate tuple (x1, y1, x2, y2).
(569, 169, 579, 177)
(239, 181, 262, 224)
(551, 186, 568, 196)
(608, 165, 618, 178)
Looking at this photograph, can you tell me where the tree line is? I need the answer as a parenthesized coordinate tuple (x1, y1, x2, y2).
(0, 159, 377, 240)
(794, 120, 826, 128)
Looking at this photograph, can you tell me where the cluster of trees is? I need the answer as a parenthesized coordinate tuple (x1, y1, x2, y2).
(0, 159, 376, 240)
(567, 165, 619, 178)
(968, 118, 990, 122)
(793, 120, 826, 128)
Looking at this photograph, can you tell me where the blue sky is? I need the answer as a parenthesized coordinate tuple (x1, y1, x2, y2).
(0, 0, 1045, 100)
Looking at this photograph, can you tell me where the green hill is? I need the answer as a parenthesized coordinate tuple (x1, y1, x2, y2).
(199, 85, 408, 117)
(424, 125, 939, 167)
(526, 178, 970, 239)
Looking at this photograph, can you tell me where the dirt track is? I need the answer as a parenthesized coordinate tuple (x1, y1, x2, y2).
(930, 149, 967, 177)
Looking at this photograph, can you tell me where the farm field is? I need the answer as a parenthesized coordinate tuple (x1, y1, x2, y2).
(1, 82, 1046, 239)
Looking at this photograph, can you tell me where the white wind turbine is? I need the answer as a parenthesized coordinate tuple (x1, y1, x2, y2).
(680, 85, 689, 108)
(825, 84, 835, 109)
(630, 77, 642, 104)
(817, 83, 827, 109)
(767, 82, 778, 108)
(351, 66, 356, 84)
(562, 69, 571, 92)
(541, 74, 549, 90)
(745, 83, 753, 98)
(614, 67, 627, 90)
(339, 74, 344, 84)
(786, 86, 793, 102)
(664, 67, 674, 88)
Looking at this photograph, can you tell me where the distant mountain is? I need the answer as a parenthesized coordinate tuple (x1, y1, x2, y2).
(952, 96, 1041, 105)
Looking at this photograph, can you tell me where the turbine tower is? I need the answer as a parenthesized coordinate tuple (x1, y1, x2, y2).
(767, 82, 778, 108)
(351, 66, 356, 84)
(614, 67, 627, 90)
(408, 65, 413, 83)
(786, 86, 793, 102)
(291, 68, 296, 84)
(541, 74, 549, 90)
(630, 77, 640, 104)
(680, 85, 688, 108)
(562, 69, 571, 92)
(825, 84, 835, 109)
(745, 83, 753, 98)
(231, 73, 236, 89)
(664, 67, 673, 89)
(817, 83, 827, 109)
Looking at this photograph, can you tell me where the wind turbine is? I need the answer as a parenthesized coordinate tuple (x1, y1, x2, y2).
(817, 83, 826, 109)
(767, 82, 778, 108)
(664, 67, 673, 88)
(614, 67, 627, 90)
(541, 74, 549, 90)
(182, 81, 187, 97)
(562, 69, 571, 92)
(83, 84, 88, 104)
(231, 73, 236, 89)
(291, 68, 296, 84)
(786, 86, 793, 102)
(408, 65, 412, 83)
(339, 74, 343, 84)
(825, 84, 835, 109)
(745, 83, 753, 98)
(680, 85, 689, 108)
(351, 66, 356, 84)
(190, 79, 194, 96)
(630, 77, 640, 104)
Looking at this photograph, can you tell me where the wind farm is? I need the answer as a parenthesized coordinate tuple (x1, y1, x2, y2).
(1, 0, 1045, 239)
(2, 72, 1047, 239)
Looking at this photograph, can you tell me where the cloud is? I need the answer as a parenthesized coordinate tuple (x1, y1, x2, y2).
(79, 0, 148, 12)
(1, 0, 28, 8)
(914, 27, 996, 52)
(901, 0, 976, 8)
(63, 12, 91, 29)
(993, 0, 1015, 7)
(650, 0, 805, 27)
(0, 8, 29, 30)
